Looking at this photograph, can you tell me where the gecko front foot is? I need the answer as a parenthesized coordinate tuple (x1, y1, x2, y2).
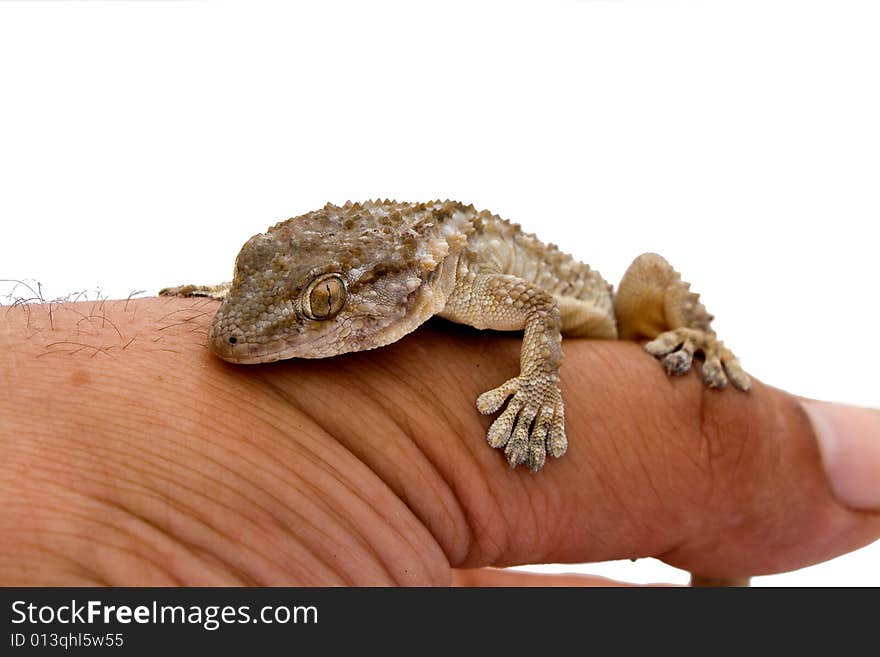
(159, 282, 232, 300)
(476, 375, 567, 472)
(645, 327, 751, 391)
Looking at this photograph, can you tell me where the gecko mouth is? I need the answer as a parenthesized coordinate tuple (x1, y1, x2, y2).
(208, 308, 388, 363)
(209, 333, 305, 364)
(208, 327, 347, 364)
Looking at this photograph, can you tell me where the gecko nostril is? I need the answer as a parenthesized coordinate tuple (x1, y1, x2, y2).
(228, 336, 238, 345)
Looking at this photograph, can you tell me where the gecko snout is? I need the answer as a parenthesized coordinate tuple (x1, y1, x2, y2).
(208, 322, 293, 364)
(207, 320, 246, 361)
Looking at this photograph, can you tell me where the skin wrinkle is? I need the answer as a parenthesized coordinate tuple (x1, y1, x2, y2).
(170, 438, 372, 584)
(412, 334, 536, 567)
(726, 404, 755, 503)
(419, 389, 511, 567)
(2, 440, 188, 540)
(457, 475, 512, 568)
(698, 384, 756, 517)
(0, 541, 110, 587)
(96, 496, 250, 586)
(21, 512, 182, 587)
(163, 429, 384, 586)
(91, 524, 189, 586)
(19, 376, 357, 584)
(415, 362, 493, 564)
(529, 472, 573, 559)
(123, 514, 251, 586)
(55, 440, 318, 584)
(353, 384, 456, 522)
(652, 380, 742, 556)
(273, 364, 409, 476)
(239, 388, 410, 585)
(665, 388, 710, 478)
(354, 362, 457, 486)
(356, 464, 457, 582)
(371, 333, 513, 566)
(674, 376, 717, 509)
(481, 472, 570, 565)
(288, 352, 460, 560)
(252, 369, 447, 585)
(630, 439, 668, 535)
(514, 470, 556, 562)
(186, 545, 260, 587)
(60, 525, 174, 584)
(51, 405, 292, 542)
(95, 477, 318, 585)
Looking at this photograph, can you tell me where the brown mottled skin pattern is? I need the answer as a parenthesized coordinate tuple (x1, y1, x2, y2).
(161, 199, 752, 586)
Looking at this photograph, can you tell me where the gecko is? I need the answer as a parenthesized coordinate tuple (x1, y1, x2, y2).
(160, 200, 750, 474)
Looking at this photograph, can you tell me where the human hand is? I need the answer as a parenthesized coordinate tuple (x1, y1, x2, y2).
(0, 298, 877, 585)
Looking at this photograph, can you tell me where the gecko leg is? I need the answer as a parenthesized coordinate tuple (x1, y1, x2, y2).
(440, 274, 566, 472)
(158, 282, 232, 301)
(614, 253, 750, 391)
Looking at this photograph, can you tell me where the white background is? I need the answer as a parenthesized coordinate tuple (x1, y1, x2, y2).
(1, 0, 877, 585)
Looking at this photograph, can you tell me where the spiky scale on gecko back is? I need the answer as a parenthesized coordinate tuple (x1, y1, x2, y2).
(160, 199, 750, 471)
(263, 200, 474, 276)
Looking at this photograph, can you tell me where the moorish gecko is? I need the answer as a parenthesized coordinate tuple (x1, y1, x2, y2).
(160, 200, 750, 474)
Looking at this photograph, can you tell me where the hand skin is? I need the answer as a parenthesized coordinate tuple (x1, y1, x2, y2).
(0, 298, 877, 586)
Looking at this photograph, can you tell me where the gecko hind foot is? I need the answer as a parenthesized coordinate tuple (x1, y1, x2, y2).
(645, 327, 751, 391)
(477, 376, 567, 472)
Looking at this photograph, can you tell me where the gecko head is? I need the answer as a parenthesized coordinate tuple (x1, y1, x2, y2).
(207, 225, 427, 363)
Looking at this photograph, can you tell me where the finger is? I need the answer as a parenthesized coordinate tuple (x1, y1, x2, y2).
(288, 326, 880, 581)
(451, 567, 669, 587)
(33, 298, 875, 586)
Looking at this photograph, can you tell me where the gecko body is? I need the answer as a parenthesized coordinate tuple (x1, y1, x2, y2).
(161, 200, 750, 473)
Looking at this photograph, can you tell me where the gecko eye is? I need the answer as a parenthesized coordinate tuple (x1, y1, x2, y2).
(301, 273, 347, 320)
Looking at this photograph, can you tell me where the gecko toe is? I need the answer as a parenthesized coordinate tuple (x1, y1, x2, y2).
(477, 378, 520, 415)
(503, 403, 537, 468)
(648, 329, 696, 376)
(702, 355, 729, 389)
(547, 399, 567, 458)
(713, 341, 751, 391)
(487, 401, 520, 449)
(528, 412, 552, 472)
(504, 437, 528, 468)
(724, 358, 751, 391)
(661, 343, 694, 376)
(528, 439, 546, 472)
(645, 332, 683, 356)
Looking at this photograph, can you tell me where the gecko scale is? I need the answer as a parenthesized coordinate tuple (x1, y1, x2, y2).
(161, 200, 750, 474)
